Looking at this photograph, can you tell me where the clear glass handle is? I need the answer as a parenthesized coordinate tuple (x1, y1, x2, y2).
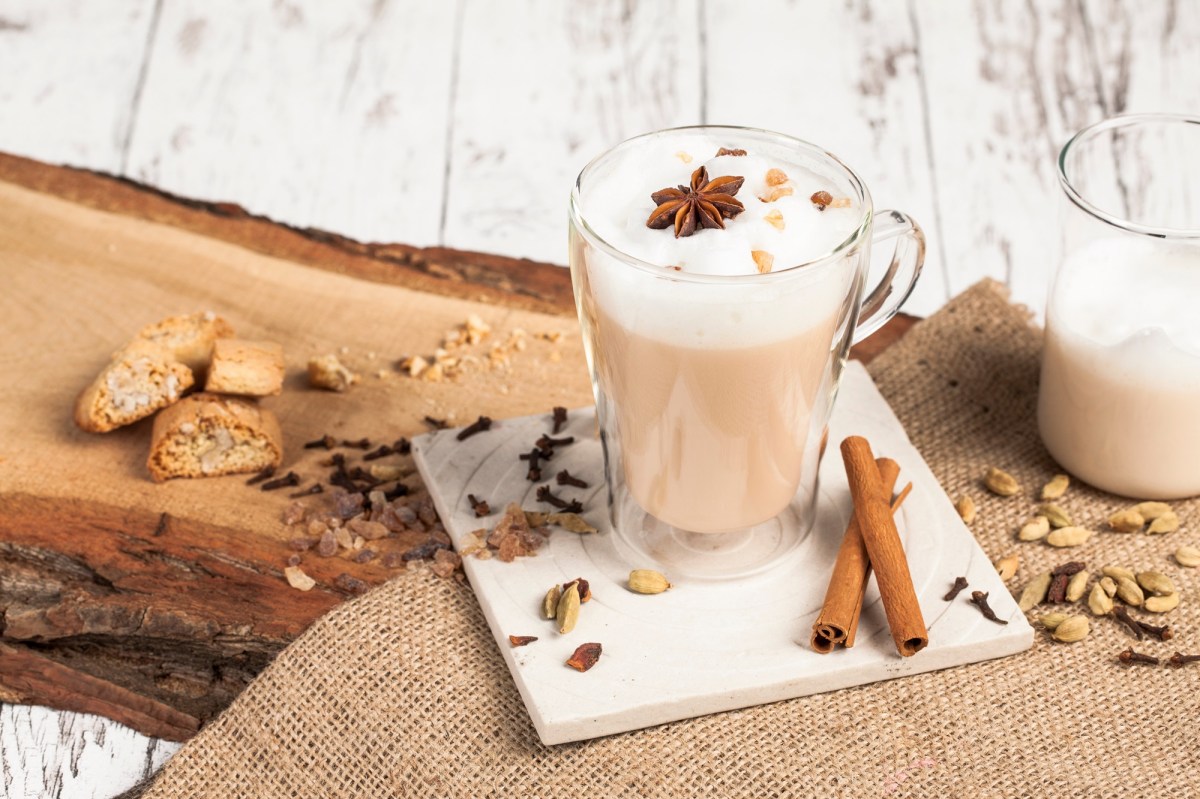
(853, 209, 926, 343)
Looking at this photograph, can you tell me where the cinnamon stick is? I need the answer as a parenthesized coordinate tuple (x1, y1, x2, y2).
(811, 458, 905, 653)
(839, 436, 929, 657)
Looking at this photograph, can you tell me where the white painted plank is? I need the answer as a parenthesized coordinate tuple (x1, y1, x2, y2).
(1084, 0, 1200, 117)
(702, 0, 948, 318)
(912, 0, 1108, 316)
(441, 0, 703, 262)
(0, 704, 178, 799)
(124, 0, 458, 247)
(0, 0, 158, 173)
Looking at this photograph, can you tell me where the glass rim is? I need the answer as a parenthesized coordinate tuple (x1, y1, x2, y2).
(1058, 112, 1200, 239)
(569, 125, 874, 284)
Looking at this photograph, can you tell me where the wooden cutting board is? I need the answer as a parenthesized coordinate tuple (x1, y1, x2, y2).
(0, 153, 913, 742)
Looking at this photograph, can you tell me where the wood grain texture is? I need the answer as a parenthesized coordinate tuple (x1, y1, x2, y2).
(703, 0, 948, 316)
(442, 0, 703, 261)
(0, 0, 159, 174)
(0, 152, 577, 316)
(123, 0, 459, 248)
(0, 704, 178, 799)
(911, 0, 1200, 315)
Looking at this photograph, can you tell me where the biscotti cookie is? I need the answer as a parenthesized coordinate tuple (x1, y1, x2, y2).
(204, 339, 285, 396)
(147, 393, 283, 481)
(136, 311, 235, 372)
(74, 341, 195, 433)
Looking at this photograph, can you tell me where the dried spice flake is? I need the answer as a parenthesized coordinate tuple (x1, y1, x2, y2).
(566, 642, 602, 672)
(509, 635, 538, 647)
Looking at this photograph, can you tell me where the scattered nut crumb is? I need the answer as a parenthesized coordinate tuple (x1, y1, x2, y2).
(307, 354, 359, 392)
(758, 186, 794, 203)
(284, 565, 316, 591)
(751, 250, 775, 274)
(765, 168, 789, 186)
(763, 209, 785, 230)
(675, 151, 693, 163)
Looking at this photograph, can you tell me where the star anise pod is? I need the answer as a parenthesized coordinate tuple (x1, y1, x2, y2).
(646, 166, 745, 238)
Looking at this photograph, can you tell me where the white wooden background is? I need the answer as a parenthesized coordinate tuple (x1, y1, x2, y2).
(0, 0, 1196, 796)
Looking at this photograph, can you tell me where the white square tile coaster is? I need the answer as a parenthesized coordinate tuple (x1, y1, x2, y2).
(412, 362, 1033, 745)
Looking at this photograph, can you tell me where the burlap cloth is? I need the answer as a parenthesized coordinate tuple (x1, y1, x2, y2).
(135, 280, 1200, 798)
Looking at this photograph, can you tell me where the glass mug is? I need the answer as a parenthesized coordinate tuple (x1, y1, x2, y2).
(568, 126, 925, 578)
(1039, 113, 1200, 499)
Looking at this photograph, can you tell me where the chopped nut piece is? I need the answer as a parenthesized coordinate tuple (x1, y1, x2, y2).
(765, 168, 789, 186)
(763, 209, 785, 230)
(751, 250, 775, 274)
(758, 185, 794, 203)
(810, 190, 833, 210)
(830, 197, 852, 208)
(509, 635, 538, 647)
(284, 565, 316, 591)
(565, 642, 602, 672)
(715, 147, 747, 157)
(307, 354, 359, 392)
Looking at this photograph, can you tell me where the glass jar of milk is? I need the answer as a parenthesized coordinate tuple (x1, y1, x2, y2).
(1039, 114, 1200, 499)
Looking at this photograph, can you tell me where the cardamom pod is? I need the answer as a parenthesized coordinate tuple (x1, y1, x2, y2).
(1175, 545, 1200, 568)
(1041, 474, 1070, 500)
(1046, 526, 1092, 547)
(1018, 516, 1051, 542)
(984, 467, 1021, 497)
(1017, 571, 1052, 611)
(1051, 615, 1089, 643)
(556, 583, 581, 634)
(955, 495, 977, 524)
(1131, 501, 1171, 521)
(1144, 592, 1180, 613)
(1102, 565, 1136, 583)
(1065, 570, 1090, 603)
(1039, 504, 1073, 529)
(1147, 511, 1180, 535)
(1136, 570, 1176, 597)
(1087, 583, 1114, 616)
(1040, 612, 1069, 630)
(994, 553, 1019, 581)
(1107, 508, 1145, 533)
(628, 569, 672, 595)
(1099, 576, 1118, 597)
(542, 584, 562, 620)
(1115, 577, 1144, 607)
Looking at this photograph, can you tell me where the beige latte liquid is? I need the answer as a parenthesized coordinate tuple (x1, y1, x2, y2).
(596, 310, 837, 533)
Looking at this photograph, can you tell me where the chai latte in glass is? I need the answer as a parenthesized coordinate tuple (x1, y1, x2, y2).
(580, 137, 861, 532)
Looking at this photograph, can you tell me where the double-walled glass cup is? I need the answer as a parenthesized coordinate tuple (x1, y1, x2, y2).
(1039, 113, 1200, 499)
(568, 126, 925, 578)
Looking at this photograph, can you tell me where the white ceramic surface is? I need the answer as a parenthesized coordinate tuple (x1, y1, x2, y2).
(412, 362, 1033, 745)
